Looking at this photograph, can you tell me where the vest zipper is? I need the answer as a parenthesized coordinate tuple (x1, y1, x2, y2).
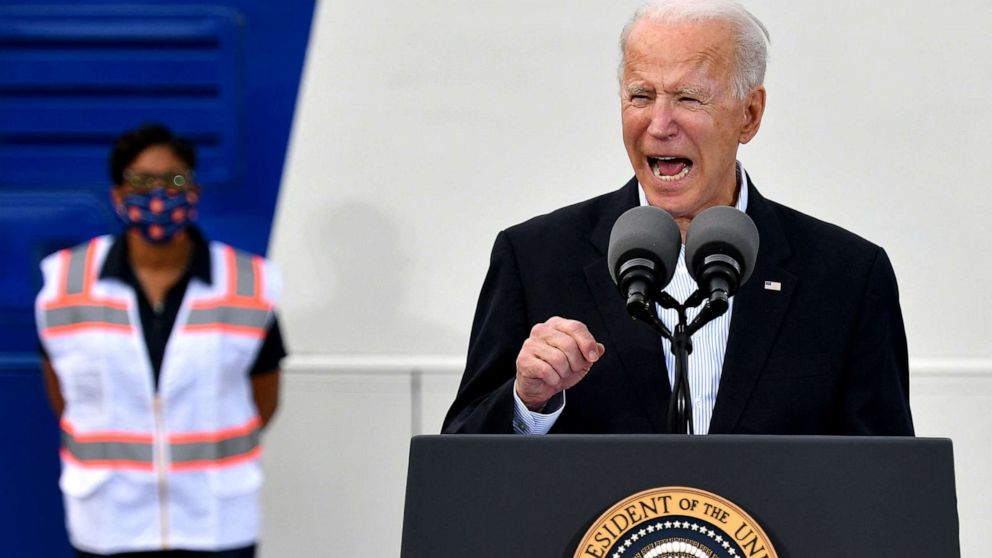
(153, 394, 170, 550)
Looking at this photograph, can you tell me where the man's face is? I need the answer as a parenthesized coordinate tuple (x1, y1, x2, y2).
(620, 18, 765, 229)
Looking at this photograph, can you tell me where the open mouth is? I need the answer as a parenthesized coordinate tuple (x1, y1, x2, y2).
(649, 156, 693, 181)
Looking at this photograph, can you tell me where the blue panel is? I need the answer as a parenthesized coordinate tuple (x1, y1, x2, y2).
(0, 55, 226, 87)
(0, 5, 243, 191)
(0, 366, 72, 558)
(0, 0, 316, 554)
(0, 192, 114, 353)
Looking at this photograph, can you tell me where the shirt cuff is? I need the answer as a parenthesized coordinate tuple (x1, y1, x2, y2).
(512, 383, 565, 435)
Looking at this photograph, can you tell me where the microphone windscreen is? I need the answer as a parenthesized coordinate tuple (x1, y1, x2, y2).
(608, 206, 682, 288)
(685, 205, 759, 285)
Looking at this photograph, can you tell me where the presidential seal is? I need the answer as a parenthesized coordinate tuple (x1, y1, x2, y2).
(574, 487, 777, 558)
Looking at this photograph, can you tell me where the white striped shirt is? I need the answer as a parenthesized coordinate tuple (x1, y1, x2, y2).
(647, 170, 748, 434)
(512, 164, 749, 435)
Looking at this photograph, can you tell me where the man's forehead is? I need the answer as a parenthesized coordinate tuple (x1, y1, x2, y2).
(623, 18, 736, 71)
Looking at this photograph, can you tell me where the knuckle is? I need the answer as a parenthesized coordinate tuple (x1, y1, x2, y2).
(541, 369, 562, 389)
(571, 325, 595, 344)
(517, 361, 540, 382)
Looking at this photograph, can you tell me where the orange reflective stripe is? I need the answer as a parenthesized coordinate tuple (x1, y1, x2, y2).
(168, 417, 261, 444)
(65, 245, 86, 295)
(45, 298, 128, 311)
(60, 421, 155, 470)
(169, 417, 262, 470)
(170, 447, 262, 472)
(60, 419, 262, 472)
(61, 448, 155, 471)
(42, 323, 133, 339)
(185, 298, 269, 311)
(56, 249, 71, 297)
(171, 435, 260, 466)
(225, 246, 238, 297)
(81, 237, 98, 294)
(43, 239, 133, 338)
(43, 296, 128, 309)
(252, 255, 264, 302)
(41, 303, 133, 338)
(220, 246, 269, 303)
(61, 420, 153, 444)
(183, 247, 271, 337)
(60, 239, 97, 296)
(185, 306, 269, 333)
(183, 323, 266, 338)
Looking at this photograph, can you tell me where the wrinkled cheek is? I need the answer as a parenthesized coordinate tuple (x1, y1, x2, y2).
(620, 115, 646, 140)
(620, 127, 644, 157)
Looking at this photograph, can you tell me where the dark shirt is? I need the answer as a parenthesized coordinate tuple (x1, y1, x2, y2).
(40, 228, 286, 390)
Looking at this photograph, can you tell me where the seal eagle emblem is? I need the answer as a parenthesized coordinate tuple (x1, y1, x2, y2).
(574, 487, 777, 558)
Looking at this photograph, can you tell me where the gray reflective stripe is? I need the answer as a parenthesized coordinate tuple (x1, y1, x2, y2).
(170, 430, 260, 463)
(65, 244, 89, 295)
(45, 305, 131, 328)
(234, 251, 256, 297)
(62, 432, 153, 463)
(186, 306, 271, 329)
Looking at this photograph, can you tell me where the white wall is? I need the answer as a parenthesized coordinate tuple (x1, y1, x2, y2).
(267, 1, 992, 555)
(259, 361, 991, 556)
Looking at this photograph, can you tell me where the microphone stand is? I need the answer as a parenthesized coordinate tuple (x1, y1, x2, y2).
(626, 289, 730, 434)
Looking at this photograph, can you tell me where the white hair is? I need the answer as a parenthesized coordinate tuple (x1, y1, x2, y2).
(619, 0, 770, 99)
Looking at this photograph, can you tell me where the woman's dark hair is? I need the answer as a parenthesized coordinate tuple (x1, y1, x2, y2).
(109, 123, 197, 185)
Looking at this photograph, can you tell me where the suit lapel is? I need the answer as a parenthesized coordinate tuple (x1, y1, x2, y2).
(708, 180, 796, 433)
(584, 178, 670, 432)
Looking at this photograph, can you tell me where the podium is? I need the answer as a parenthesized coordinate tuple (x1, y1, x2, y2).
(401, 435, 959, 557)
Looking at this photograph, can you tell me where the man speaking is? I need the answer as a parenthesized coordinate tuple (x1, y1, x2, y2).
(442, 0, 914, 436)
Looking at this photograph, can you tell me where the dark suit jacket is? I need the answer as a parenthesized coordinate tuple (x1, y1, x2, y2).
(442, 177, 914, 435)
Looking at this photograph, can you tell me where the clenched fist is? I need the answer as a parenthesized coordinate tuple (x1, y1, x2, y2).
(515, 317, 605, 411)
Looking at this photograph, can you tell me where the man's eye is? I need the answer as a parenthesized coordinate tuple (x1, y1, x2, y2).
(680, 96, 702, 104)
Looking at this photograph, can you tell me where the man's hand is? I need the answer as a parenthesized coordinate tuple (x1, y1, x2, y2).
(515, 317, 605, 412)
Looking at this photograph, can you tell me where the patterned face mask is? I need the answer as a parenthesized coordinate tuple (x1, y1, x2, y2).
(117, 188, 199, 244)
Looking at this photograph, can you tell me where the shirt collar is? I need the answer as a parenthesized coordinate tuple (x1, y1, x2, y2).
(99, 226, 213, 285)
(637, 160, 749, 212)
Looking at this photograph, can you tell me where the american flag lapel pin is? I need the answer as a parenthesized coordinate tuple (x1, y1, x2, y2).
(764, 280, 782, 292)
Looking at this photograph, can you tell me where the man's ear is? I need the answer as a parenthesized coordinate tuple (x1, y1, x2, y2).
(739, 86, 766, 145)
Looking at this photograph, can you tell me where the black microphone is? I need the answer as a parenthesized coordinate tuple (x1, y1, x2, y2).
(684, 205, 759, 315)
(608, 206, 682, 314)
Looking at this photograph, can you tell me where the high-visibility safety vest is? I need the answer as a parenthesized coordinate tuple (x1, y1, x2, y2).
(35, 235, 281, 554)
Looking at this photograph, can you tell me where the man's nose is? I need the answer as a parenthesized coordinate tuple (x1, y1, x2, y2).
(646, 102, 678, 140)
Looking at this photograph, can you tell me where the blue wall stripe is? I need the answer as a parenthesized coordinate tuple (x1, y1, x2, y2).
(0, 1, 316, 555)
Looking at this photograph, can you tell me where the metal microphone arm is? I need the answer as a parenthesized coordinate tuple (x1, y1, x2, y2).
(627, 288, 731, 435)
(626, 292, 672, 340)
